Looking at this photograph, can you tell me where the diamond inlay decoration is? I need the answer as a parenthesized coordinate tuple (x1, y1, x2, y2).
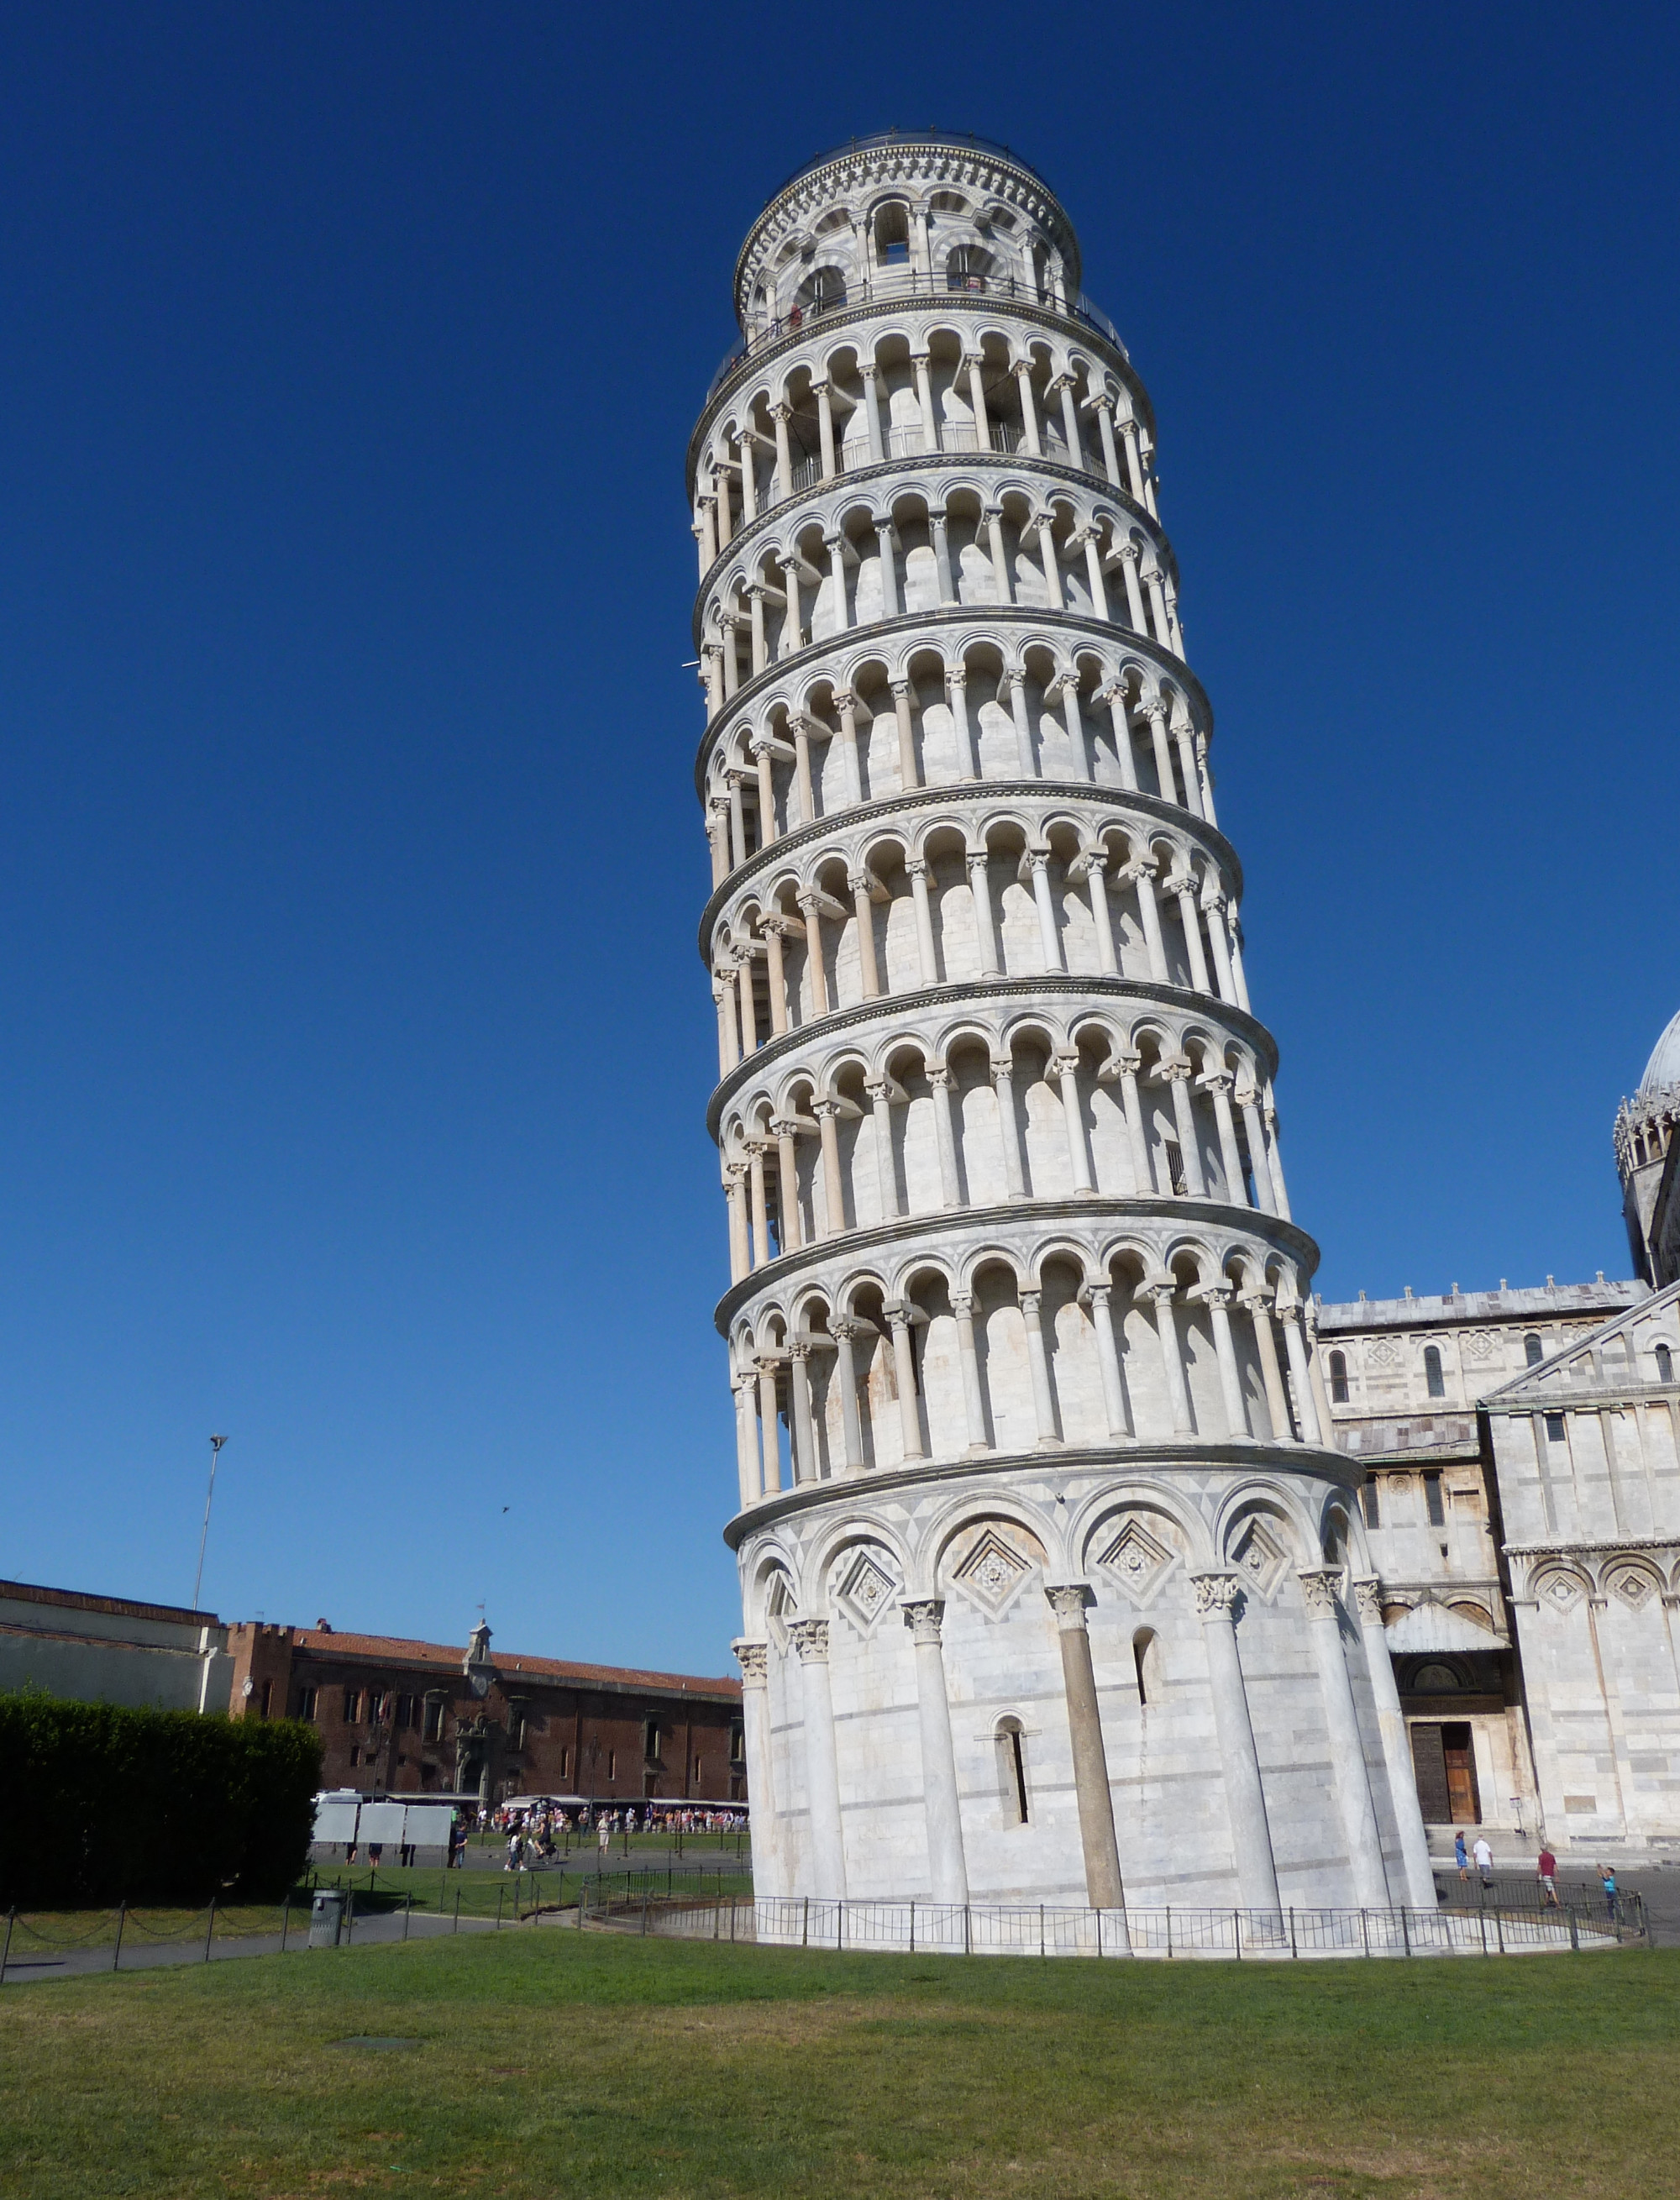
(1606, 1564, 1656, 1611)
(834, 1549, 897, 1636)
(764, 1572, 799, 1651)
(1229, 1518, 1289, 1602)
(949, 1527, 1036, 1620)
(1096, 1518, 1176, 1604)
(1536, 1570, 1583, 1615)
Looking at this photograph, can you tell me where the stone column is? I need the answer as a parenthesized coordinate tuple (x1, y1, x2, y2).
(825, 535, 851, 634)
(1053, 375, 1085, 468)
(1236, 1088, 1277, 1216)
(714, 975, 738, 1076)
(992, 1060, 1027, 1198)
(813, 1100, 845, 1235)
(886, 1302, 925, 1460)
(875, 522, 900, 619)
(696, 495, 718, 570)
(903, 1600, 969, 1903)
(733, 1640, 782, 1895)
(1298, 1569, 1391, 1907)
(735, 953, 757, 1056)
(1203, 892, 1237, 1002)
(1119, 414, 1147, 500)
(1093, 393, 1122, 486)
(771, 1117, 801, 1251)
(1014, 360, 1042, 454)
(724, 1163, 749, 1283)
(1035, 512, 1063, 610)
(1149, 1283, 1194, 1433)
(1142, 699, 1179, 804)
(780, 559, 806, 656)
(747, 1140, 770, 1267)
(947, 667, 977, 778)
(733, 1377, 760, 1507)
(1166, 873, 1213, 994)
(789, 1341, 818, 1485)
(858, 361, 885, 462)
(1046, 1585, 1126, 1915)
(929, 509, 957, 603)
(1084, 1281, 1131, 1436)
(1020, 1289, 1060, 1444)
(831, 1318, 866, 1473)
(891, 680, 920, 790)
(1200, 1284, 1250, 1437)
(911, 353, 939, 452)
(1280, 1306, 1324, 1442)
(771, 404, 793, 503)
(833, 688, 863, 802)
(1204, 1075, 1248, 1204)
(727, 773, 748, 869)
(985, 507, 1015, 605)
(928, 1067, 962, 1207)
(1173, 719, 1205, 820)
(789, 1620, 846, 1898)
(1006, 670, 1036, 773)
(849, 871, 881, 998)
(1076, 853, 1119, 974)
(1124, 860, 1169, 982)
(951, 1293, 990, 1450)
(866, 1079, 899, 1217)
(1145, 565, 1172, 644)
(965, 352, 991, 452)
(761, 917, 789, 1035)
(1191, 1572, 1282, 1914)
(1118, 542, 1148, 632)
(1051, 1053, 1094, 1191)
(1057, 674, 1092, 781)
(1158, 1060, 1208, 1196)
(747, 585, 768, 679)
(907, 856, 938, 981)
(1079, 529, 1111, 621)
(796, 894, 830, 1017)
(1262, 1088, 1292, 1220)
(967, 850, 1000, 974)
(756, 1359, 782, 1494)
(814, 382, 836, 479)
(1027, 850, 1064, 971)
(1352, 1576, 1436, 1908)
(1241, 1289, 1294, 1441)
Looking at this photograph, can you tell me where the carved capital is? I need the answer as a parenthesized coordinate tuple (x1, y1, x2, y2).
(927, 1066, 953, 1089)
(1351, 1577, 1383, 1629)
(1297, 1567, 1343, 1620)
(951, 1291, 975, 1320)
(1190, 1570, 1239, 1619)
(1045, 1582, 1093, 1630)
(787, 1618, 830, 1663)
(901, 1599, 946, 1647)
(732, 1638, 769, 1686)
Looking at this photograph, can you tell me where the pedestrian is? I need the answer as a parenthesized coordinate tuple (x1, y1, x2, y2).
(1600, 1866, 1619, 1921)
(367, 1841, 383, 1873)
(598, 1818, 612, 1858)
(1454, 1830, 1469, 1881)
(1536, 1846, 1559, 1907)
(1473, 1835, 1494, 1888)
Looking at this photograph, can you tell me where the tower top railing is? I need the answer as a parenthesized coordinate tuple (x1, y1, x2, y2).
(706, 270, 1127, 402)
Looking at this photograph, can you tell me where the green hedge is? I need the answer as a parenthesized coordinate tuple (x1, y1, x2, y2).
(0, 1695, 323, 1907)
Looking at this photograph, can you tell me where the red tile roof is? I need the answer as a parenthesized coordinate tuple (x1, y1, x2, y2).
(286, 1626, 739, 1699)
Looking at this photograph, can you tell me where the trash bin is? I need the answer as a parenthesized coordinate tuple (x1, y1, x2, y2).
(309, 1889, 347, 1949)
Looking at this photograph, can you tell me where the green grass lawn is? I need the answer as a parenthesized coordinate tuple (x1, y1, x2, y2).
(3, 1929, 1676, 2198)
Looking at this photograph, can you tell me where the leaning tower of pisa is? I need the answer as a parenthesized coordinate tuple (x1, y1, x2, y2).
(690, 134, 1433, 1920)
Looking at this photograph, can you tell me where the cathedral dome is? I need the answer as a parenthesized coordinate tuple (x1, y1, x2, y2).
(1639, 1009, 1680, 1098)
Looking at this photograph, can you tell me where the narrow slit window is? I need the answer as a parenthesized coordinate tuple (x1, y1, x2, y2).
(1329, 1349, 1349, 1404)
(1361, 1473, 1380, 1529)
(1544, 1412, 1567, 1443)
(1525, 1333, 1544, 1368)
(1425, 1471, 1446, 1525)
(1163, 1139, 1187, 1196)
(1656, 1343, 1673, 1384)
(997, 1719, 1030, 1824)
(1424, 1345, 1446, 1399)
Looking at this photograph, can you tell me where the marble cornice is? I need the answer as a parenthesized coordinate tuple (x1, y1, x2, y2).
(705, 972, 1279, 1137)
(690, 604, 1210, 797)
(711, 1190, 1320, 1333)
(721, 1436, 1353, 1551)
(695, 778, 1246, 954)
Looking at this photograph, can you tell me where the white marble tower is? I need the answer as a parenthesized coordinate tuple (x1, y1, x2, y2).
(690, 133, 1433, 1914)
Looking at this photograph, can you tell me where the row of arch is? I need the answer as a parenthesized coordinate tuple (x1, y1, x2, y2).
(710, 817, 1252, 1084)
(696, 320, 1152, 564)
(717, 1012, 1289, 1279)
(726, 1232, 1325, 1503)
(702, 638, 1212, 869)
(701, 485, 1180, 712)
(739, 1471, 1365, 1621)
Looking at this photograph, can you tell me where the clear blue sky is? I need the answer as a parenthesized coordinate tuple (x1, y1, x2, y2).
(1, 3, 1674, 1672)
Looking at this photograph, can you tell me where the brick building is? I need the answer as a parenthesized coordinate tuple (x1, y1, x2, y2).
(225, 1616, 744, 1807)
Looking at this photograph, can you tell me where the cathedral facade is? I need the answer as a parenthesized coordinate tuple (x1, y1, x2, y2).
(690, 135, 1432, 1913)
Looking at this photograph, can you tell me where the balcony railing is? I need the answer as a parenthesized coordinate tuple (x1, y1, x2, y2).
(707, 270, 1128, 399)
(755, 418, 1105, 525)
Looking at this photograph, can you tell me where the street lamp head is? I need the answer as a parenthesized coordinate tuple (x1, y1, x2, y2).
(210, 1434, 228, 1453)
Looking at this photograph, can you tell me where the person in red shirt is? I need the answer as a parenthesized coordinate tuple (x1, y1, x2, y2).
(1537, 1846, 1559, 1907)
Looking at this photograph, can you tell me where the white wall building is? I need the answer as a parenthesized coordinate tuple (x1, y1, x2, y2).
(690, 134, 1432, 1914)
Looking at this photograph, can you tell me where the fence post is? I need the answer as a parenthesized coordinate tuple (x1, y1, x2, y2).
(1233, 1908, 1242, 1960)
(0, 1907, 13, 1987)
(910, 1901, 915, 1956)
(801, 1895, 810, 1948)
(1360, 1909, 1370, 1959)
(1478, 1904, 1488, 1956)
(1040, 1904, 1046, 1959)
(346, 1891, 355, 1945)
(454, 1884, 462, 1934)
(964, 1903, 971, 1956)
(1495, 1905, 1505, 1956)
(1568, 1905, 1579, 1952)
(403, 1893, 412, 1942)
(204, 1896, 217, 1964)
(1399, 1905, 1410, 1957)
(1096, 1907, 1103, 1961)
(496, 1884, 504, 1930)
(641, 1891, 648, 1935)
(113, 1901, 126, 1973)
(280, 1894, 290, 1955)
(1289, 1907, 1297, 1958)
(1166, 1904, 1173, 1960)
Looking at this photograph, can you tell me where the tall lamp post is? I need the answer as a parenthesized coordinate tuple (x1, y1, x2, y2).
(192, 1435, 228, 1612)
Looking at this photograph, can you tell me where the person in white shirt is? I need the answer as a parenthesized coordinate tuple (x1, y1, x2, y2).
(1472, 1835, 1494, 1888)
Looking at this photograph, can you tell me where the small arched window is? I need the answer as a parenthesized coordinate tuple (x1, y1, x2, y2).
(795, 265, 846, 316)
(1525, 1334, 1544, 1368)
(1132, 1629, 1163, 1707)
(945, 244, 995, 291)
(1328, 1350, 1349, 1404)
(1424, 1345, 1446, 1398)
(874, 201, 910, 267)
(1657, 1342, 1674, 1384)
(995, 1717, 1030, 1824)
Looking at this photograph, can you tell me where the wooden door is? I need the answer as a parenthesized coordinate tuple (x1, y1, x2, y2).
(1442, 1722, 1481, 1823)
